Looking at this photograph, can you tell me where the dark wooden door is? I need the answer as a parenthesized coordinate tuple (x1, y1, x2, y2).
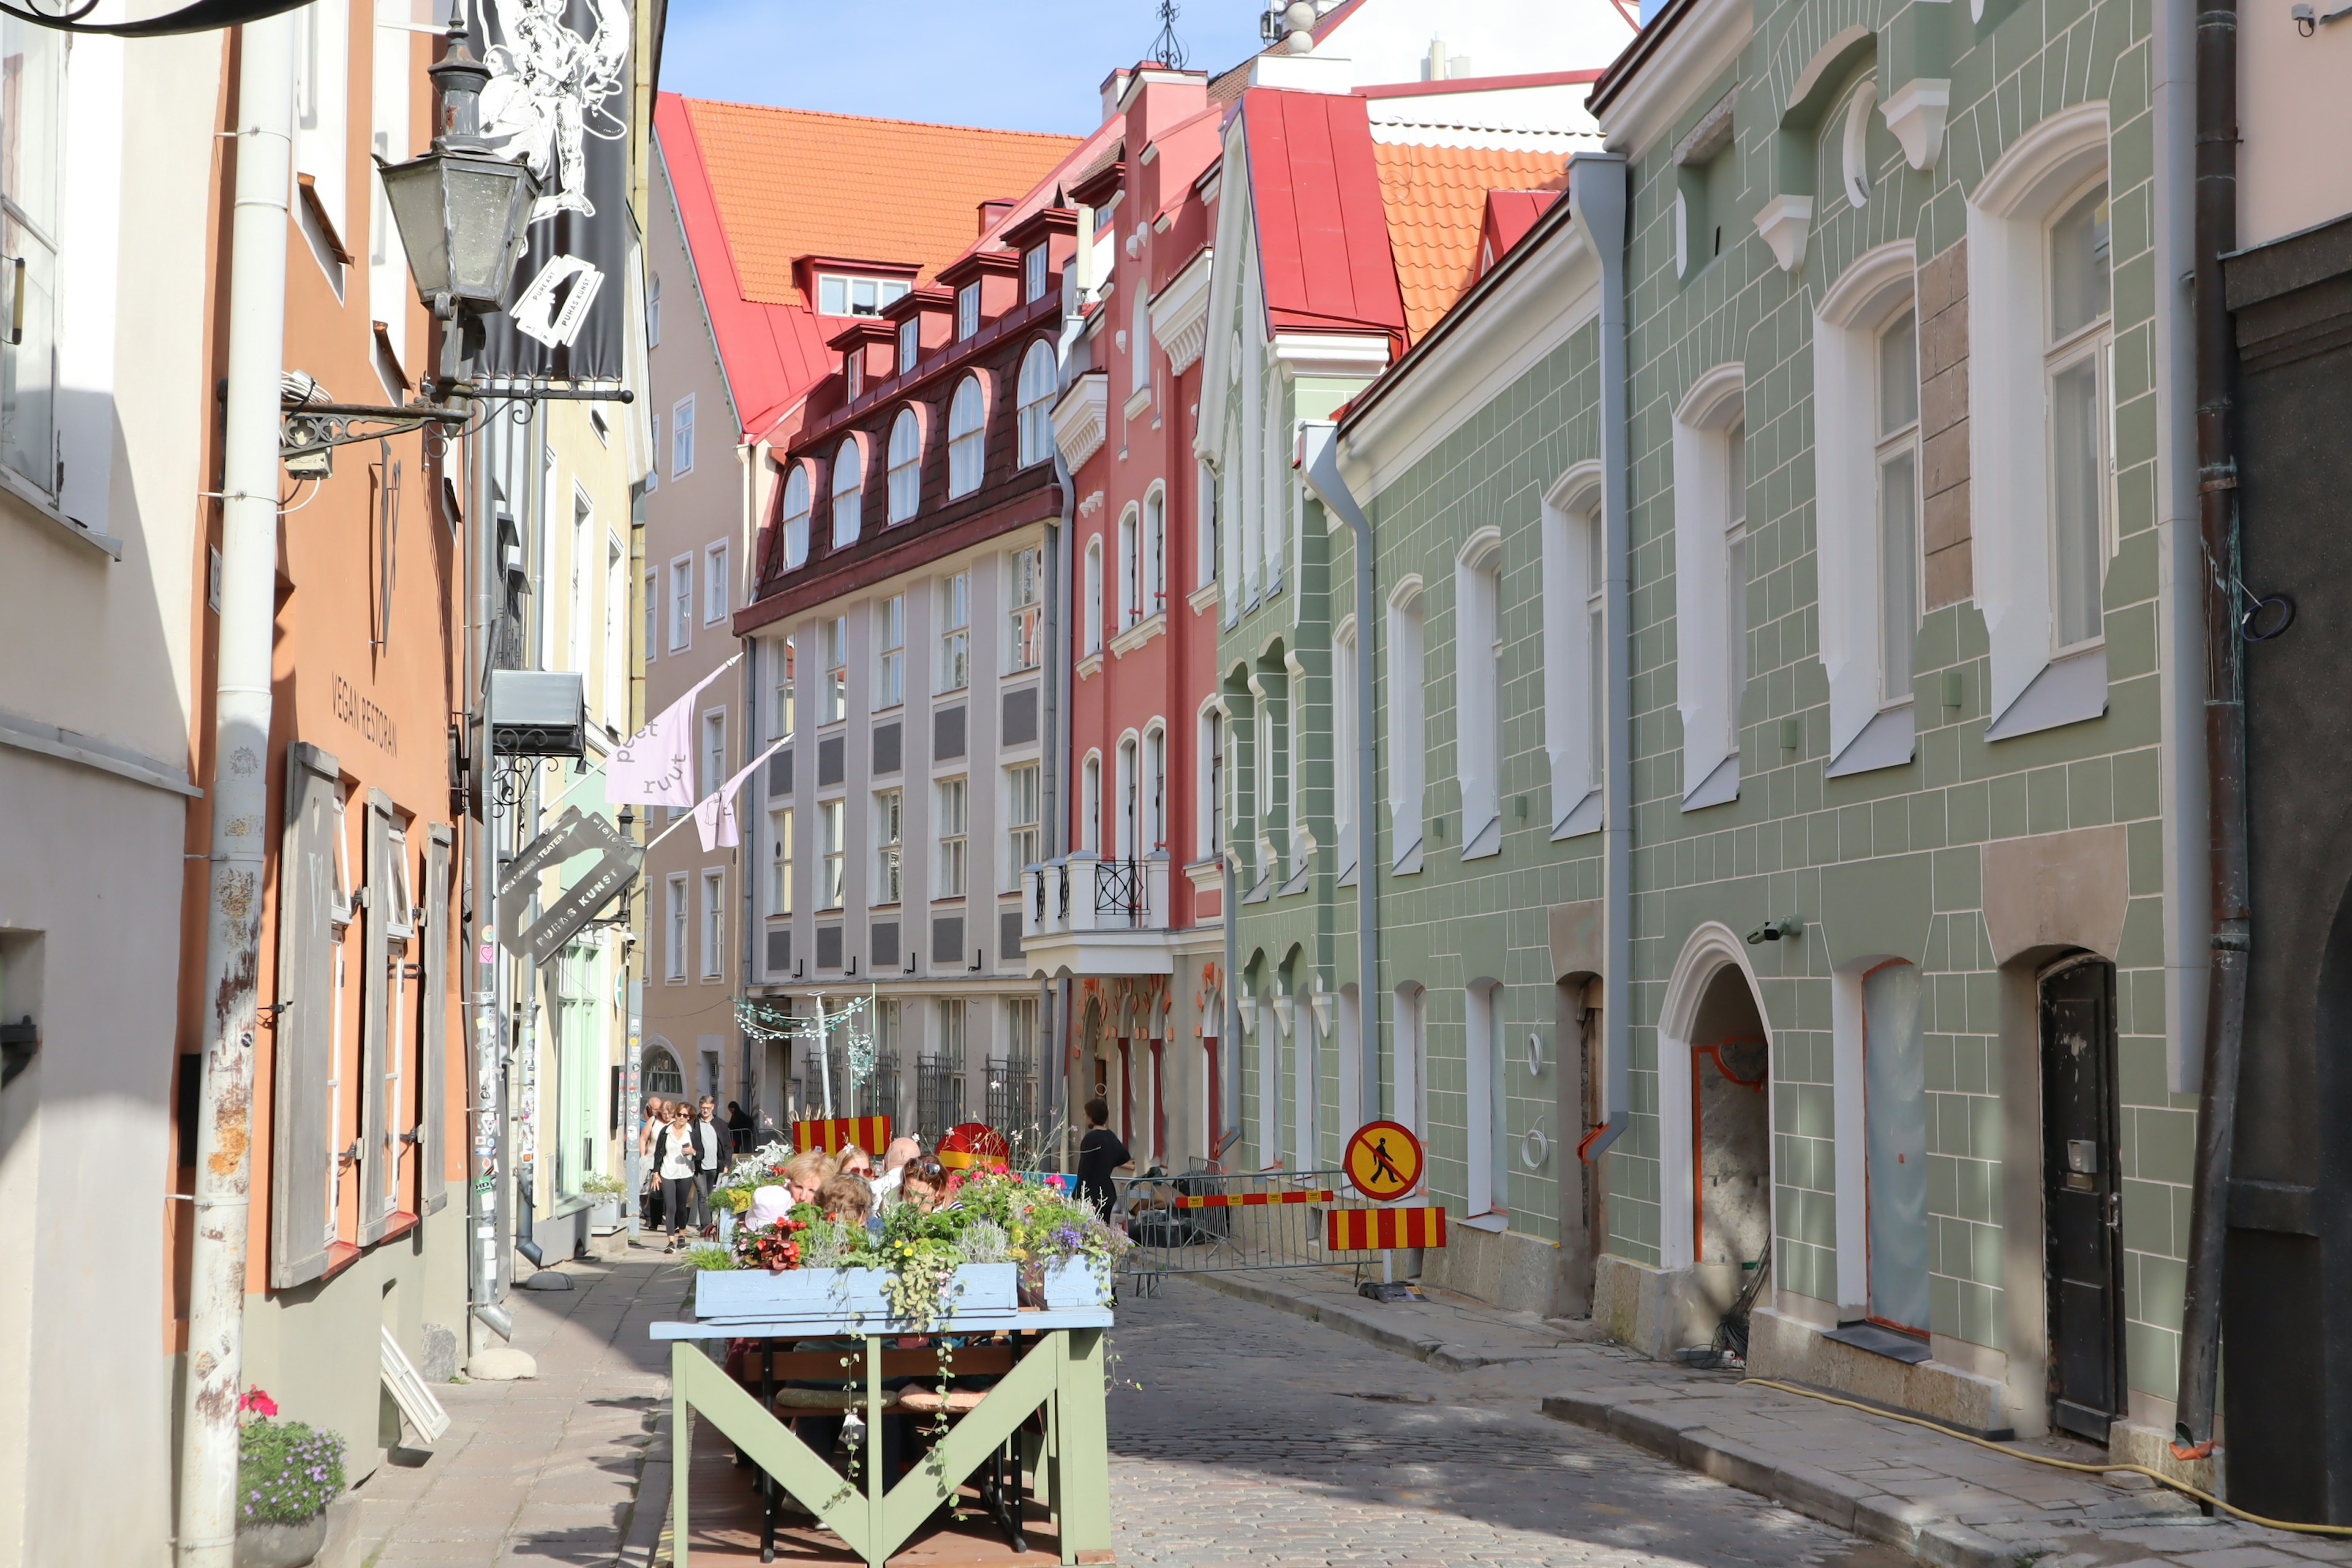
(2041, 957, 2125, 1442)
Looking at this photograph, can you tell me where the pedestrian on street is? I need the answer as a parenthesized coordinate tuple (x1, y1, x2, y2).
(1074, 1098, 1132, 1223)
(638, 1095, 667, 1231)
(726, 1098, 753, 1155)
(653, 1103, 701, 1251)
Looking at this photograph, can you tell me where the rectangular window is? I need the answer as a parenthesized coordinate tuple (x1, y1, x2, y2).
(701, 708, 726, 798)
(935, 777, 968, 897)
(700, 869, 725, 979)
(1586, 514, 1606, 791)
(957, 282, 981, 340)
(820, 799, 845, 908)
(671, 394, 695, 477)
(669, 557, 692, 651)
(2048, 183, 2112, 652)
(818, 273, 909, 317)
(771, 633, 796, 738)
(845, 350, 863, 401)
(1454, 552, 1503, 856)
(644, 569, 657, 661)
(648, 271, 662, 347)
(1006, 763, 1040, 876)
(823, 616, 848, 723)
(704, 541, 728, 624)
(938, 572, 970, 692)
(1386, 595, 1427, 867)
(768, 806, 794, 914)
(1725, 420, 1749, 724)
(1202, 709, 1224, 861)
(875, 787, 904, 903)
(897, 317, 920, 372)
(1333, 629, 1355, 863)
(1877, 309, 1921, 703)
(1007, 548, 1042, 671)
(665, 874, 688, 981)
(876, 594, 905, 709)
(1025, 245, 1048, 301)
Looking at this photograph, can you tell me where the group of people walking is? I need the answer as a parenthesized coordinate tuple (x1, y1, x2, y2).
(637, 1092, 765, 1243)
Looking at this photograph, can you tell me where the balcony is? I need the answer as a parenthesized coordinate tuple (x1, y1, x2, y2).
(1018, 851, 1176, 980)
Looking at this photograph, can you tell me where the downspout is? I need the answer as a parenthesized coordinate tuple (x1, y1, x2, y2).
(1297, 424, 1378, 1129)
(177, 18, 295, 1566)
(472, 386, 513, 1341)
(2172, 0, 2245, 1460)
(1568, 151, 1633, 1166)
(1044, 449, 1067, 1136)
(739, 445, 757, 1120)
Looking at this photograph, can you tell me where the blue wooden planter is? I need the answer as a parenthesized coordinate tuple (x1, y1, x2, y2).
(1040, 1256, 1110, 1309)
(693, 1262, 1019, 1327)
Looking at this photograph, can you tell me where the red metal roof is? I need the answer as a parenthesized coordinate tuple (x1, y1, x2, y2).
(1241, 89, 1408, 344)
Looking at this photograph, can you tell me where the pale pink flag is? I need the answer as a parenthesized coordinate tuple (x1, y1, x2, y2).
(693, 735, 792, 851)
(604, 659, 734, 806)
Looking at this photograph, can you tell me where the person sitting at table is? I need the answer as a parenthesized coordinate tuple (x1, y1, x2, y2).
(818, 1172, 873, 1231)
(872, 1136, 922, 1204)
(780, 1149, 835, 1212)
(897, 1156, 948, 1213)
(837, 1143, 875, 1180)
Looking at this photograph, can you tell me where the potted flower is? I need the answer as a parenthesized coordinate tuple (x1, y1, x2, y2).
(580, 1171, 626, 1231)
(234, 1387, 345, 1568)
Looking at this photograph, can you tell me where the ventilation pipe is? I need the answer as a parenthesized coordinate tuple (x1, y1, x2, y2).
(2171, 0, 2245, 1460)
(1566, 150, 1633, 1165)
(176, 17, 296, 1566)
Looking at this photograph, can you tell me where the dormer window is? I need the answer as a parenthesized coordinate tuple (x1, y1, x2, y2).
(817, 273, 910, 317)
(1024, 245, 1048, 303)
(898, 317, 919, 373)
(957, 282, 981, 341)
(844, 350, 862, 401)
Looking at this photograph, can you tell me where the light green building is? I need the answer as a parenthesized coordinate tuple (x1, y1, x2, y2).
(1219, 0, 2212, 1463)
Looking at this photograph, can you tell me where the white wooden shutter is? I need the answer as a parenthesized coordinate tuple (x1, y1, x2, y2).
(270, 743, 341, 1288)
(419, 824, 452, 1216)
(358, 788, 396, 1245)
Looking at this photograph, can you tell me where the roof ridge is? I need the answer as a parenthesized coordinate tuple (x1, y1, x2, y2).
(674, 94, 1084, 145)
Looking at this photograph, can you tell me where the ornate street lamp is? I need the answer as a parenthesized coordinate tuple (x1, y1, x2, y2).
(374, 30, 539, 323)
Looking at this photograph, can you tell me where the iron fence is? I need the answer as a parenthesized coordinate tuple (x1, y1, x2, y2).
(916, 1052, 965, 1143)
(1095, 858, 1144, 925)
(984, 1051, 1038, 1134)
(1106, 1169, 1385, 1296)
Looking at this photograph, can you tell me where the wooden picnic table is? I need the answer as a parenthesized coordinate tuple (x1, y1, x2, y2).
(650, 1303, 1115, 1567)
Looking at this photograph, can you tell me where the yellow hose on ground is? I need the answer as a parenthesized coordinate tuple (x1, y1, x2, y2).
(1738, 1377, 2352, 1538)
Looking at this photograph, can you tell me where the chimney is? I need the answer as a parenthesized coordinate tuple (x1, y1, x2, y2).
(978, 198, 1017, 237)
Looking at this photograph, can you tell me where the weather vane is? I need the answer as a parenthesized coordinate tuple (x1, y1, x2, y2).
(1148, 0, 1187, 69)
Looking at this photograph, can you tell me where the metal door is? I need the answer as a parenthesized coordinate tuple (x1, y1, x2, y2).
(2041, 956, 2125, 1442)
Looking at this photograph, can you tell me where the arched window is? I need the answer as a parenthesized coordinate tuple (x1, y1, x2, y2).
(1083, 535, 1104, 654)
(1143, 486, 1166, 614)
(1081, 752, 1102, 854)
(1144, 725, 1166, 853)
(1016, 340, 1056, 467)
(1115, 736, 1139, 860)
(948, 374, 986, 497)
(780, 463, 812, 569)
(831, 439, 863, 547)
(886, 407, 921, 523)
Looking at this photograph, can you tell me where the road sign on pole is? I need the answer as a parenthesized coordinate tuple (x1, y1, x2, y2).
(1343, 1120, 1424, 1202)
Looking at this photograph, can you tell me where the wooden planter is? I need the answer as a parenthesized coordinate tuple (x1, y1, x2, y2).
(1039, 1256, 1110, 1309)
(693, 1262, 1019, 1327)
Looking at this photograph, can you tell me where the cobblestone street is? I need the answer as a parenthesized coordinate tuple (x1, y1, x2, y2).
(1105, 1281, 1906, 1568)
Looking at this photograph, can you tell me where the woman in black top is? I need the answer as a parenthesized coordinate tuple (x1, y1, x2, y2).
(1073, 1098, 1131, 1221)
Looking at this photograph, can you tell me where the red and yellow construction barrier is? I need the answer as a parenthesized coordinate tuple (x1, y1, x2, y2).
(793, 1115, 891, 1156)
(1325, 1205, 1449, 1251)
(1174, 1188, 1335, 1209)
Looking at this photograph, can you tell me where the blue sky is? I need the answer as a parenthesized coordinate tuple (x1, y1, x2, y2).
(658, 0, 1268, 135)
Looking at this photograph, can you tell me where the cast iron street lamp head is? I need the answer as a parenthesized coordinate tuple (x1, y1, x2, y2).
(374, 26, 538, 322)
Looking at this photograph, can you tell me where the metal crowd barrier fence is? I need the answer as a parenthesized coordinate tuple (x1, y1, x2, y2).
(1106, 1169, 1387, 1295)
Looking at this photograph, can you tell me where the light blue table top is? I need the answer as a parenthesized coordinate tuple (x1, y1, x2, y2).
(650, 1303, 1114, 1340)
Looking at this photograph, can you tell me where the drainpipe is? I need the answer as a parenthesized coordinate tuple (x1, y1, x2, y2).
(1567, 151, 1633, 1165)
(1047, 443, 1072, 1136)
(1297, 423, 1379, 1129)
(2171, 0, 2245, 1460)
(176, 18, 295, 1566)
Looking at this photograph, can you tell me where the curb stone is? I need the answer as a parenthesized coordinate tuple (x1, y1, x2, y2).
(1539, 1393, 2018, 1568)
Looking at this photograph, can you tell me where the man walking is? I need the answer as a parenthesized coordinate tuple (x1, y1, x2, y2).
(695, 1095, 725, 1235)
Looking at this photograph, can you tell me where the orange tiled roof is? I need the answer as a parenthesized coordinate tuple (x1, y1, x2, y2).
(680, 100, 1082, 307)
(1372, 142, 1572, 339)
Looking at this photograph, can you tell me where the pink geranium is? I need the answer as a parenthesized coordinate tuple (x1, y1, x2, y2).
(240, 1387, 279, 1419)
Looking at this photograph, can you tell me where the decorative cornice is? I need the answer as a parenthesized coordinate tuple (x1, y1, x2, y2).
(1148, 247, 1215, 375)
(1052, 371, 1110, 469)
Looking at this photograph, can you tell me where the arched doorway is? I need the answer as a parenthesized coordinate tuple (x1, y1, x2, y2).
(2040, 952, 2124, 1442)
(643, 1042, 684, 1099)
(1659, 926, 1774, 1348)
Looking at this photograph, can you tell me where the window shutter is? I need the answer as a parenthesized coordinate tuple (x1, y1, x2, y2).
(419, 823, 452, 1216)
(358, 788, 396, 1245)
(270, 742, 341, 1289)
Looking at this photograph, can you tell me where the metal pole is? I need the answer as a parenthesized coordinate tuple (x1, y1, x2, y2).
(2172, 0, 2245, 1457)
(177, 18, 295, 1565)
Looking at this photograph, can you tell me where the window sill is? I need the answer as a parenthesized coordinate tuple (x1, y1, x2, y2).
(318, 1242, 364, 1283)
(1123, 384, 1154, 421)
(1076, 652, 1105, 680)
(1460, 812, 1502, 861)
(1826, 703, 1917, 778)
(1109, 611, 1167, 658)
(0, 466, 121, 559)
(1187, 581, 1220, 614)
(1552, 788, 1604, 840)
(1985, 645, 2107, 742)
(1680, 753, 1740, 812)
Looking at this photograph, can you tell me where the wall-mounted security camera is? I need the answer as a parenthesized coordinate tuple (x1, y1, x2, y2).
(1745, 917, 1804, 944)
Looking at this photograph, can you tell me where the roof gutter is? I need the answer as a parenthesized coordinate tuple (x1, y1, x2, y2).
(1588, 0, 1698, 116)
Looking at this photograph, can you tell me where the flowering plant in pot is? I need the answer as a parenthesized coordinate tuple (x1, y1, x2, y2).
(579, 1171, 626, 1229)
(234, 1387, 346, 1568)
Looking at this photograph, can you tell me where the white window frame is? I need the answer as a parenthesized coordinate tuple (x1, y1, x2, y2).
(701, 707, 727, 800)
(1024, 244, 1048, 303)
(700, 869, 725, 980)
(1008, 546, 1044, 672)
(1814, 243, 1925, 777)
(665, 873, 688, 981)
(948, 374, 986, 498)
(1016, 340, 1056, 467)
(820, 797, 846, 908)
(897, 316, 920, 372)
(935, 775, 969, 897)
(1142, 484, 1166, 617)
(844, 349, 862, 401)
(1454, 530, 1505, 860)
(1540, 464, 1607, 835)
(1083, 536, 1104, 654)
(1669, 365, 1747, 811)
(648, 271, 662, 346)
(668, 555, 693, 652)
(771, 633, 796, 739)
(671, 394, 696, 477)
(875, 787, 904, 904)
(1116, 505, 1139, 629)
(1005, 762, 1041, 879)
(832, 439, 864, 547)
(780, 462, 813, 570)
(887, 407, 922, 522)
(1385, 580, 1427, 873)
(1966, 103, 2114, 741)
(1198, 702, 1225, 864)
(1143, 724, 1167, 854)
(822, 616, 848, 725)
(1333, 618, 1356, 877)
(957, 282, 981, 339)
(938, 571, 970, 693)
(704, 540, 729, 625)
(875, 593, 905, 710)
(1080, 751, 1102, 855)
(1464, 979, 1507, 1221)
(818, 272, 910, 317)
(769, 806, 794, 914)
(644, 568, 657, 661)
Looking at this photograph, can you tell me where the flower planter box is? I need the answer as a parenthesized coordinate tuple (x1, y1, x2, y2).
(587, 1199, 620, 1232)
(1040, 1256, 1111, 1309)
(235, 1514, 325, 1568)
(693, 1262, 1020, 1327)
